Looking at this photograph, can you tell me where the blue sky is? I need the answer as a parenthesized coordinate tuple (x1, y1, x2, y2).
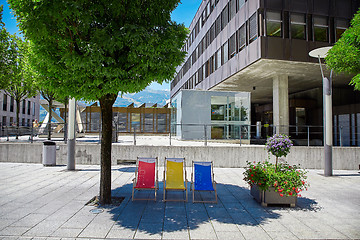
(2, 0, 202, 91)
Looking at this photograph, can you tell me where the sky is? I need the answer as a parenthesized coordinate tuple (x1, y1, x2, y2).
(1, 0, 202, 91)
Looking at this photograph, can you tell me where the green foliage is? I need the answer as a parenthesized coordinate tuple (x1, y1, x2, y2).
(0, 5, 11, 89)
(325, 9, 360, 90)
(243, 161, 309, 197)
(8, 0, 187, 100)
(3, 36, 37, 101)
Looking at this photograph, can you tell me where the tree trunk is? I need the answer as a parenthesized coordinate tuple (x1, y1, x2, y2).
(99, 93, 117, 205)
(48, 99, 53, 140)
(16, 100, 20, 140)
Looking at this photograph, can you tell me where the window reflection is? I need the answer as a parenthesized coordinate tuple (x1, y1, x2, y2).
(314, 16, 328, 42)
(291, 13, 306, 40)
(266, 11, 282, 37)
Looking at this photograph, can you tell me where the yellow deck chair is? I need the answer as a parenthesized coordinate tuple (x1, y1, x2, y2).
(163, 157, 188, 202)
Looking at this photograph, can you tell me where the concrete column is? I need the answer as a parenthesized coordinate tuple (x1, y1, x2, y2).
(273, 75, 289, 135)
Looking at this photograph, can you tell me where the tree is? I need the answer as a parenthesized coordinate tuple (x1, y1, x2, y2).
(326, 9, 360, 90)
(3, 35, 37, 138)
(0, 5, 11, 89)
(9, 0, 187, 204)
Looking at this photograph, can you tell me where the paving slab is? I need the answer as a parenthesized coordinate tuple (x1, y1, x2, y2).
(0, 163, 359, 240)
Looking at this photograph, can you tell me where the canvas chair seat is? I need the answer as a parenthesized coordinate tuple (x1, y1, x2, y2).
(132, 157, 158, 201)
(163, 157, 188, 202)
(192, 161, 217, 203)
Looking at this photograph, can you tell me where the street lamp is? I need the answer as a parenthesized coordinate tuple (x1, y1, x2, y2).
(309, 46, 333, 177)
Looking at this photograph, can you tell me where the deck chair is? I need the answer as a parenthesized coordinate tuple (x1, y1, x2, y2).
(163, 157, 188, 202)
(191, 161, 217, 203)
(132, 157, 158, 201)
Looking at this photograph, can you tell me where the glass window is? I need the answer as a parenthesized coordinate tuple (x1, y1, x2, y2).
(27, 101, 31, 115)
(22, 100, 26, 114)
(229, 0, 236, 20)
(266, 11, 282, 37)
(216, 49, 221, 70)
(238, 24, 246, 50)
(249, 13, 258, 41)
(202, 64, 206, 80)
(206, 3, 210, 17)
(314, 16, 328, 42)
(10, 96, 14, 112)
(210, 23, 215, 43)
(3, 94, 7, 111)
(238, 0, 245, 9)
(2, 116, 6, 126)
(223, 41, 229, 63)
(229, 33, 236, 58)
(335, 19, 348, 41)
(33, 102, 36, 116)
(291, 13, 306, 39)
(221, 5, 229, 30)
(215, 15, 221, 37)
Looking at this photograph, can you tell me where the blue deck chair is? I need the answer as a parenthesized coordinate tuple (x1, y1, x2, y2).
(191, 161, 217, 203)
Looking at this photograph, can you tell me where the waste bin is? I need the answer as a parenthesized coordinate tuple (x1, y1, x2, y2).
(43, 141, 56, 166)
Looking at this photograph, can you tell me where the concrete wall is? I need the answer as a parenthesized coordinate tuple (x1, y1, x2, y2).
(0, 143, 359, 170)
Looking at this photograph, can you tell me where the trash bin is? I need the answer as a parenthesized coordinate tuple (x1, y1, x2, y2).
(43, 141, 56, 166)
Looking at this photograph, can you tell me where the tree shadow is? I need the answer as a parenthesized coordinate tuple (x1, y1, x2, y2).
(103, 182, 319, 236)
(117, 166, 136, 172)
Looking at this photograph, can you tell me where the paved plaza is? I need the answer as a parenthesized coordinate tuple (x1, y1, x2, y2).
(0, 162, 359, 240)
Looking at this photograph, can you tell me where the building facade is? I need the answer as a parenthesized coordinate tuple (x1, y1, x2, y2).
(171, 0, 360, 146)
(0, 90, 40, 127)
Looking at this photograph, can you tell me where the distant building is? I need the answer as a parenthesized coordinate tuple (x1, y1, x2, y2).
(171, 0, 360, 146)
(80, 103, 171, 134)
(0, 90, 40, 127)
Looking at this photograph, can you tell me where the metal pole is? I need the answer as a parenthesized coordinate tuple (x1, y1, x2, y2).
(239, 125, 242, 146)
(323, 73, 333, 176)
(133, 126, 136, 145)
(67, 98, 76, 171)
(339, 126, 343, 147)
(31, 124, 33, 143)
(307, 126, 310, 147)
(169, 124, 172, 146)
(204, 124, 207, 146)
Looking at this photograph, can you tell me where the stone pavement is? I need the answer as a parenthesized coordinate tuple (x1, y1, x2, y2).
(0, 162, 359, 240)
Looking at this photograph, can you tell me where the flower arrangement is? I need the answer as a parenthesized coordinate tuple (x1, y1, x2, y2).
(265, 134, 293, 171)
(243, 134, 309, 198)
(243, 161, 309, 197)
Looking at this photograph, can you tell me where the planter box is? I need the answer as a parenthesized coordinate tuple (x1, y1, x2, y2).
(250, 185, 297, 207)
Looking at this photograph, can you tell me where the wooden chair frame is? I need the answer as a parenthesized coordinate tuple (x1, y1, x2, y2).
(163, 157, 188, 202)
(132, 157, 158, 201)
(191, 161, 217, 203)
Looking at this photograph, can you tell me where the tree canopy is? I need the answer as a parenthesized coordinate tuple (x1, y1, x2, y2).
(9, 0, 187, 204)
(9, 0, 187, 100)
(0, 5, 11, 89)
(326, 9, 360, 90)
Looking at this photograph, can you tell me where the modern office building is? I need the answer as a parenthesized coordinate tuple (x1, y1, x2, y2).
(0, 90, 40, 127)
(170, 0, 360, 146)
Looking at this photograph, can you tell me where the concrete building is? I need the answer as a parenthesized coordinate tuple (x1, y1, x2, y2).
(0, 90, 40, 127)
(170, 0, 360, 146)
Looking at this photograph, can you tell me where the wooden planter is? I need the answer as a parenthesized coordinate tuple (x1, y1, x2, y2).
(250, 185, 297, 207)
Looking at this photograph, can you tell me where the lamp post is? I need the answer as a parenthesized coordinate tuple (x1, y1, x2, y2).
(309, 46, 333, 177)
(67, 98, 76, 170)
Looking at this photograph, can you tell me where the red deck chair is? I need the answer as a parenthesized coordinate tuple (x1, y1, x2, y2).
(132, 157, 158, 201)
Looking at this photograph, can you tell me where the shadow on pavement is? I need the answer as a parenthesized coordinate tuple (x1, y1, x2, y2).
(103, 182, 319, 235)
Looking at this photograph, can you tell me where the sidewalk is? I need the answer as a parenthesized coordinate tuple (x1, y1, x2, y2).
(0, 162, 359, 240)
